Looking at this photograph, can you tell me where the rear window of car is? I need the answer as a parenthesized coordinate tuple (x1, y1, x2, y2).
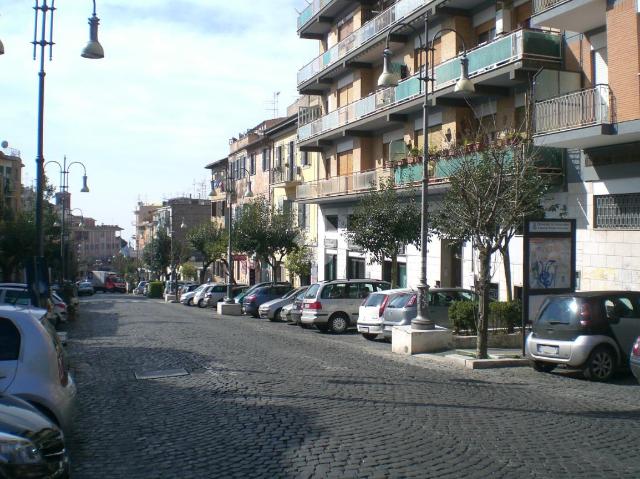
(0, 318, 20, 361)
(536, 297, 580, 325)
(304, 284, 321, 299)
(3, 289, 31, 306)
(363, 293, 386, 307)
(388, 293, 413, 309)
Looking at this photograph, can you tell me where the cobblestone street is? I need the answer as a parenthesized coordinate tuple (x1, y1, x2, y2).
(66, 295, 640, 478)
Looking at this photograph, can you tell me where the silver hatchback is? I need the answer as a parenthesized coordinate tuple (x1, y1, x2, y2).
(382, 288, 478, 340)
(301, 279, 390, 334)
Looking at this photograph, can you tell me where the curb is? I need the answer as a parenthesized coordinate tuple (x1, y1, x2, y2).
(411, 353, 530, 370)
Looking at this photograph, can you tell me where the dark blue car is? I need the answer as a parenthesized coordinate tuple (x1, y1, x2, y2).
(243, 283, 292, 317)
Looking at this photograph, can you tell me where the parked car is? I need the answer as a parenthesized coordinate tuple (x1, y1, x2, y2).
(381, 288, 479, 340)
(0, 305, 76, 431)
(77, 280, 95, 296)
(48, 292, 68, 326)
(244, 284, 293, 318)
(357, 288, 411, 341)
(133, 281, 148, 295)
(0, 283, 63, 329)
(526, 291, 640, 381)
(0, 393, 69, 479)
(301, 279, 391, 333)
(631, 336, 640, 384)
(205, 284, 250, 307)
(286, 287, 310, 327)
(234, 282, 281, 305)
(180, 284, 205, 306)
(259, 286, 308, 321)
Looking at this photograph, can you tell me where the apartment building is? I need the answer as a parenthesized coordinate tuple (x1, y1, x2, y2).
(531, 0, 640, 290)
(0, 145, 23, 217)
(134, 202, 161, 258)
(74, 217, 124, 272)
(294, 0, 575, 296)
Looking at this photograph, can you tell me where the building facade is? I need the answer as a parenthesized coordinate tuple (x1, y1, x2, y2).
(0, 145, 23, 217)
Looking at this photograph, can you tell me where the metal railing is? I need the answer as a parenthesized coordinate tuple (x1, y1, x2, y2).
(534, 85, 613, 135)
(272, 166, 296, 184)
(0, 147, 21, 158)
(297, 0, 427, 85)
(299, 29, 562, 142)
(296, 169, 378, 200)
(297, 0, 334, 30)
(533, 0, 569, 14)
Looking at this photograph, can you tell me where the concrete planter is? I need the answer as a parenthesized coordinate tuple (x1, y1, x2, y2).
(453, 333, 522, 349)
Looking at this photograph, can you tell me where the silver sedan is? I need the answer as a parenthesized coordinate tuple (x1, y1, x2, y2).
(259, 286, 308, 321)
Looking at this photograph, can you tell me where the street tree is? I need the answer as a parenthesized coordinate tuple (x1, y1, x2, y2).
(233, 196, 301, 281)
(284, 244, 313, 284)
(142, 228, 171, 280)
(344, 178, 421, 288)
(180, 263, 197, 282)
(433, 136, 550, 359)
(186, 222, 228, 284)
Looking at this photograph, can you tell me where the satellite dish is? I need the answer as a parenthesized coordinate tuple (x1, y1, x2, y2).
(1, 141, 8, 148)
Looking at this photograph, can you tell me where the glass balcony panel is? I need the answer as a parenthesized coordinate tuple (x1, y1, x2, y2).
(394, 164, 422, 185)
(522, 30, 562, 60)
(395, 75, 421, 101)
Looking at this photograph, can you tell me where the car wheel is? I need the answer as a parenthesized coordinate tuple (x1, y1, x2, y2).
(329, 314, 349, 334)
(583, 346, 616, 382)
(269, 308, 282, 322)
(531, 361, 557, 373)
(197, 299, 206, 308)
(362, 333, 378, 341)
(187, 298, 193, 306)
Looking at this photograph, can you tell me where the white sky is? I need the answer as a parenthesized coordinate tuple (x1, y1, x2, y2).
(0, 0, 316, 244)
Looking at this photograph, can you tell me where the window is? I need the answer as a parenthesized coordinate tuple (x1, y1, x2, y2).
(276, 145, 283, 167)
(603, 296, 635, 319)
(262, 148, 270, 171)
(301, 151, 309, 166)
(0, 318, 20, 360)
(321, 283, 348, 299)
(211, 202, 217, 217)
(324, 254, 337, 281)
(288, 141, 295, 166)
(298, 204, 310, 230)
(478, 28, 496, 44)
(250, 154, 256, 175)
(347, 257, 365, 279)
(326, 215, 339, 230)
(595, 193, 640, 229)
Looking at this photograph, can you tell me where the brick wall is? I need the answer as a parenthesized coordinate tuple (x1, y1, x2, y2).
(607, 0, 640, 122)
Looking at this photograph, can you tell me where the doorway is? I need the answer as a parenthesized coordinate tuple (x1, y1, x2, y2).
(440, 240, 462, 287)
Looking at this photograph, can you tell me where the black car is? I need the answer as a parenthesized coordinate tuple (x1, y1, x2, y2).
(0, 394, 69, 479)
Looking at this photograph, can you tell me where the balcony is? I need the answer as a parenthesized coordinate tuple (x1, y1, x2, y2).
(299, 29, 562, 144)
(533, 85, 617, 149)
(531, 0, 606, 33)
(394, 146, 565, 186)
(271, 166, 300, 186)
(297, 0, 428, 87)
(297, 0, 355, 39)
(296, 169, 379, 202)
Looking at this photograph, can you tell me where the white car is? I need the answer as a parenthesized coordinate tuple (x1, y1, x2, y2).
(181, 284, 206, 306)
(357, 288, 411, 341)
(0, 305, 76, 432)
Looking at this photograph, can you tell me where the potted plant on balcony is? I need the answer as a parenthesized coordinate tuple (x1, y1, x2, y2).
(406, 145, 423, 165)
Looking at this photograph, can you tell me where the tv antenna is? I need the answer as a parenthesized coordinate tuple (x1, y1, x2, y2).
(266, 91, 280, 118)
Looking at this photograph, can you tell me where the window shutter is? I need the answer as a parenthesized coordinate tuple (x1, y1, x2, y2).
(298, 204, 304, 228)
(289, 141, 295, 165)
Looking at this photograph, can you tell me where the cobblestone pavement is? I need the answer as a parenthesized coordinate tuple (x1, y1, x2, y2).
(65, 294, 640, 478)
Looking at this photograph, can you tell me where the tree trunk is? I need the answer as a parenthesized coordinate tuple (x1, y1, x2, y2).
(476, 247, 491, 359)
(501, 245, 513, 302)
(390, 254, 398, 289)
(272, 258, 280, 282)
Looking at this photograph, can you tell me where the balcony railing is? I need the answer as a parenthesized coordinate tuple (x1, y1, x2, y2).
(296, 169, 378, 200)
(0, 146, 21, 158)
(394, 146, 565, 186)
(534, 85, 613, 135)
(272, 166, 296, 184)
(297, 0, 333, 30)
(297, 0, 427, 85)
(533, 0, 568, 14)
(299, 29, 562, 142)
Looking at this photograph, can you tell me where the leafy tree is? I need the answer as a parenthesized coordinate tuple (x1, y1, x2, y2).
(433, 137, 549, 359)
(284, 244, 313, 285)
(344, 178, 421, 288)
(186, 222, 228, 284)
(142, 228, 171, 280)
(233, 196, 301, 281)
(180, 263, 197, 282)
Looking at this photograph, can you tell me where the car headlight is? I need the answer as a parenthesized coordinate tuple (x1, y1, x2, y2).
(0, 433, 44, 465)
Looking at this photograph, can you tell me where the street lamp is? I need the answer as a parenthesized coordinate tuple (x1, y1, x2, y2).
(170, 212, 186, 303)
(212, 165, 253, 303)
(378, 20, 474, 330)
(44, 156, 89, 283)
(30, 0, 103, 305)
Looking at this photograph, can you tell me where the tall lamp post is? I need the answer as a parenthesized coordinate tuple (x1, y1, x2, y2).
(210, 165, 253, 303)
(378, 19, 474, 330)
(45, 156, 89, 282)
(30, 0, 103, 304)
(169, 211, 186, 303)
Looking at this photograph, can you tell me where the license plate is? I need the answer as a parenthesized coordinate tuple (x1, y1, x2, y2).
(361, 327, 369, 333)
(538, 345, 559, 355)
